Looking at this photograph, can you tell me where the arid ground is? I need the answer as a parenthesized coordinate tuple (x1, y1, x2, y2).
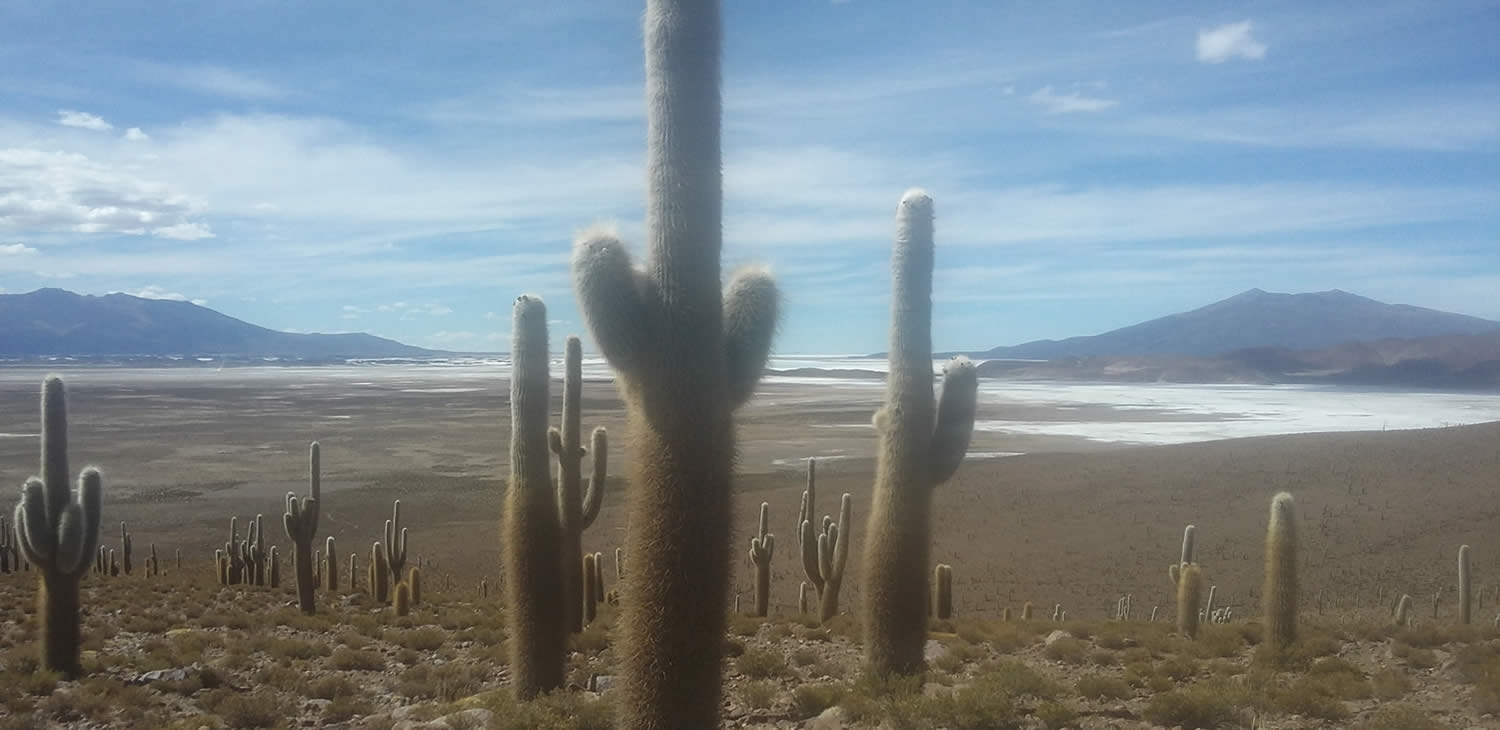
(2, 367, 1499, 728)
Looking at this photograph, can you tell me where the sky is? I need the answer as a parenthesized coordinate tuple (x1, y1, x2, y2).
(0, 0, 1497, 354)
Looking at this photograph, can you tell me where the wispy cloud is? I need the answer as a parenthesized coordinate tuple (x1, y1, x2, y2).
(136, 63, 286, 100)
(56, 110, 112, 132)
(0, 243, 37, 255)
(1196, 21, 1267, 63)
(113, 284, 207, 306)
(1027, 85, 1118, 114)
(0, 148, 212, 239)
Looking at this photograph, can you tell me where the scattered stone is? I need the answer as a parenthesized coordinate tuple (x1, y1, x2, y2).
(806, 705, 848, 730)
(923, 639, 946, 661)
(131, 666, 194, 685)
(590, 674, 617, 692)
(1043, 630, 1071, 647)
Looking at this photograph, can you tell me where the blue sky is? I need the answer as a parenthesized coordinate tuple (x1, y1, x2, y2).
(1, 0, 1496, 354)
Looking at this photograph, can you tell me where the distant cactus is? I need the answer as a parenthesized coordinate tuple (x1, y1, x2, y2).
(861, 190, 978, 677)
(269, 545, 280, 588)
(1052, 604, 1061, 622)
(384, 500, 408, 590)
(314, 549, 322, 587)
(120, 522, 133, 575)
(240, 514, 266, 586)
(175, 548, 180, 571)
(502, 296, 567, 699)
(347, 553, 357, 592)
(1002, 607, 1011, 622)
(0, 515, 11, 573)
(216, 549, 227, 585)
(615, 547, 624, 581)
(282, 443, 322, 613)
(1169, 524, 1196, 588)
(321, 536, 337, 592)
(227, 517, 241, 585)
(583, 552, 598, 625)
(1150, 606, 1159, 622)
(551, 335, 610, 634)
(799, 582, 810, 615)
(1205, 585, 1217, 621)
(749, 502, 774, 617)
(592, 552, 604, 606)
(481, 579, 488, 598)
(394, 580, 411, 617)
(147, 543, 159, 577)
(371, 541, 389, 604)
(1394, 594, 1412, 626)
(568, 0, 779, 722)
(409, 566, 422, 606)
(109, 548, 118, 576)
(933, 564, 953, 620)
(1459, 544, 1472, 625)
(12, 376, 104, 676)
(1022, 602, 1033, 621)
(799, 461, 852, 623)
(1177, 563, 1203, 639)
(1263, 492, 1298, 653)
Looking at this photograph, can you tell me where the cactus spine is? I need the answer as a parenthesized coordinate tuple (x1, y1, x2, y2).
(322, 536, 337, 592)
(1459, 544, 1472, 625)
(1263, 492, 1298, 653)
(12, 375, 104, 677)
(551, 335, 610, 634)
(282, 443, 322, 613)
(394, 580, 411, 617)
(502, 296, 567, 699)
(861, 191, 978, 677)
(384, 500, 407, 590)
(1177, 563, 1203, 639)
(568, 0, 779, 722)
(749, 502, 774, 617)
(933, 564, 954, 620)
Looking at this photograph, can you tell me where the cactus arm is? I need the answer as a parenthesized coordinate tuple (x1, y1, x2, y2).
(572, 228, 651, 378)
(799, 519, 823, 593)
(829, 493, 851, 584)
(66, 470, 101, 578)
(580, 428, 608, 529)
(17, 478, 51, 563)
(928, 357, 978, 484)
(723, 266, 780, 407)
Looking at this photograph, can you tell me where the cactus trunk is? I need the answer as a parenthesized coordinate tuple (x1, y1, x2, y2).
(1263, 492, 1298, 653)
(1459, 544, 1472, 625)
(39, 572, 82, 675)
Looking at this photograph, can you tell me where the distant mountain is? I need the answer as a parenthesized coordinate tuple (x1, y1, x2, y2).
(976, 289, 1500, 360)
(0, 288, 441, 358)
(972, 329, 1500, 389)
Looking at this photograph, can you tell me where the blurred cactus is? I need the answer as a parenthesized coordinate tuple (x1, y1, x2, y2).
(12, 375, 104, 676)
(241, 514, 266, 586)
(175, 548, 180, 571)
(503, 295, 567, 698)
(583, 552, 598, 625)
(147, 543, 159, 577)
(0, 515, 11, 573)
(282, 442, 322, 614)
(384, 500, 408, 589)
(1459, 544, 1472, 625)
(269, 545, 280, 588)
(748, 502, 774, 618)
(1263, 492, 1298, 653)
(227, 517, 242, 585)
(1177, 564, 1202, 639)
(799, 582, 810, 615)
(551, 335, 610, 634)
(1170, 524, 1196, 587)
(568, 0, 779, 722)
(216, 549, 227, 585)
(324, 536, 339, 592)
(394, 580, 411, 617)
(861, 190, 978, 677)
(933, 564, 953, 620)
(409, 566, 422, 606)
(1022, 602, 1033, 621)
(120, 522, 133, 575)
(371, 541, 389, 604)
(348, 553, 358, 592)
(1394, 594, 1412, 626)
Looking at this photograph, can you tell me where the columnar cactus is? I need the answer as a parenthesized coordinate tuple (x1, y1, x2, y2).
(175, 548, 180, 570)
(216, 549, 227, 585)
(314, 549, 322, 586)
(861, 191, 978, 677)
(799, 461, 852, 623)
(120, 522, 133, 575)
(269, 545, 280, 588)
(749, 502, 774, 618)
(1459, 544, 1472, 625)
(551, 335, 610, 634)
(227, 517, 241, 585)
(148, 543, 159, 577)
(241, 514, 266, 586)
(1394, 594, 1412, 627)
(1263, 492, 1298, 653)
(1169, 524, 1196, 586)
(583, 552, 598, 625)
(799, 582, 810, 615)
(109, 548, 117, 576)
(370, 542, 389, 603)
(568, 0, 779, 722)
(348, 553, 357, 592)
(409, 566, 422, 606)
(282, 443, 322, 614)
(1022, 602, 1033, 621)
(12, 376, 104, 677)
(384, 500, 407, 590)
(1204, 585, 1217, 621)
(592, 552, 604, 608)
(325, 537, 339, 592)
(394, 580, 411, 617)
(502, 295, 567, 699)
(933, 564, 954, 620)
(0, 515, 11, 573)
(1177, 563, 1202, 639)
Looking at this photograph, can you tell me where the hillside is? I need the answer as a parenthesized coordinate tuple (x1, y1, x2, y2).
(0, 288, 440, 359)
(978, 289, 1500, 360)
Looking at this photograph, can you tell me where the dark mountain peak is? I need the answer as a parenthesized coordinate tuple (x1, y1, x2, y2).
(0, 287, 441, 358)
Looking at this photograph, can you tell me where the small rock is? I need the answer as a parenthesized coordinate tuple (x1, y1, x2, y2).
(132, 666, 193, 685)
(924, 639, 946, 661)
(806, 705, 848, 730)
(304, 699, 332, 713)
(590, 674, 617, 692)
(390, 705, 424, 722)
(1043, 630, 1070, 647)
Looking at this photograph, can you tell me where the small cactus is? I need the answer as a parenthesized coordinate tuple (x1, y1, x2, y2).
(933, 564, 953, 620)
(325, 537, 339, 592)
(394, 580, 411, 617)
(1169, 524, 1196, 587)
(13, 376, 105, 676)
(1001, 607, 1011, 622)
(384, 500, 408, 590)
(348, 553, 358, 592)
(409, 566, 422, 606)
(551, 335, 610, 634)
(282, 443, 322, 613)
(120, 522, 133, 575)
(215, 549, 227, 585)
(269, 545, 280, 588)
(1459, 544, 1472, 625)
(1394, 594, 1412, 626)
(1177, 563, 1203, 639)
(147, 543, 159, 577)
(799, 582, 810, 615)
(583, 552, 598, 625)
(1262, 492, 1298, 653)
(371, 541, 389, 604)
(748, 502, 774, 618)
(1022, 602, 1033, 621)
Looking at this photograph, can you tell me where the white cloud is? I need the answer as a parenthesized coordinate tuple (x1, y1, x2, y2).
(0, 243, 36, 255)
(0, 148, 213, 239)
(112, 285, 206, 305)
(136, 63, 286, 100)
(1027, 86, 1118, 114)
(1196, 21, 1267, 63)
(123, 127, 150, 142)
(57, 110, 113, 132)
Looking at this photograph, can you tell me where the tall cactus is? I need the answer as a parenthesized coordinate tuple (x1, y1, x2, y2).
(384, 500, 407, 589)
(1459, 544, 1472, 625)
(241, 514, 266, 586)
(933, 564, 954, 620)
(583, 552, 598, 625)
(551, 335, 610, 634)
(568, 0, 779, 723)
(861, 191, 979, 677)
(282, 442, 322, 614)
(120, 522, 133, 575)
(503, 295, 567, 698)
(12, 375, 104, 677)
(326, 536, 340, 592)
(148, 543, 159, 577)
(371, 541, 389, 603)
(1263, 492, 1298, 653)
(749, 502, 773, 618)
(1169, 524, 1196, 586)
(1177, 563, 1203, 639)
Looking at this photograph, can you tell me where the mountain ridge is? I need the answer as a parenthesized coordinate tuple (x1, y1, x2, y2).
(0, 288, 445, 358)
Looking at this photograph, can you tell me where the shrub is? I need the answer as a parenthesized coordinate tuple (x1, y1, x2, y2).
(1076, 674, 1133, 701)
(792, 682, 845, 719)
(1143, 682, 1242, 729)
(735, 647, 788, 679)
